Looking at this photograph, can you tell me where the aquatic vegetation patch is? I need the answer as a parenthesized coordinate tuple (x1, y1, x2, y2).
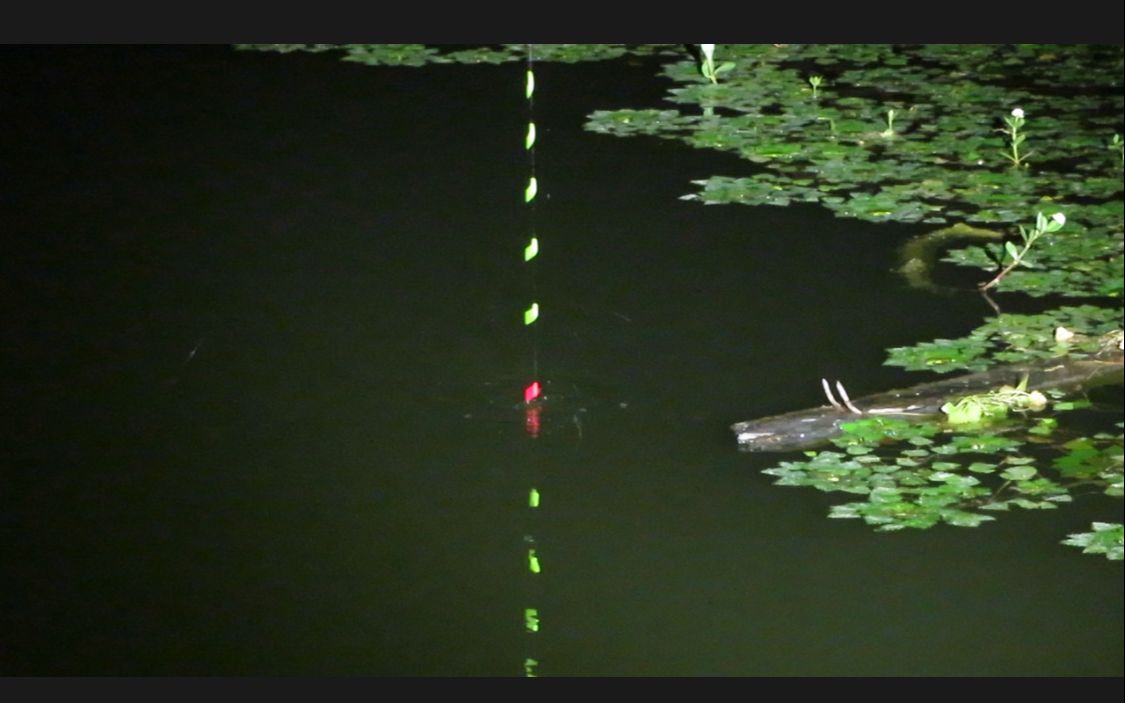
(940, 374, 1048, 425)
(585, 109, 697, 137)
(764, 411, 1122, 534)
(1062, 522, 1124, 561)
(236, 43, 669, 67)
(979, 211, 1066, 291)
(942, 208, 1124, 298)
(1054, 433, 1125, 489)
(886, 308, 1123, 373)
(584, 44, 1124, 308)
(884, 336, 995, 373)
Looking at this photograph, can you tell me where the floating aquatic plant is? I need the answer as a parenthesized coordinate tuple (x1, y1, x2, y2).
(1062, 522, 1124, 561)
(764, 410, 1122, 534)
(886, 309, 1123, 374)
(583, 44, 1122, 261)
(236, 43, 666, 67)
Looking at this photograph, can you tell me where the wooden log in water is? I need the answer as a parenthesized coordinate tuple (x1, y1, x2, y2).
(731, 347, 1124, 453)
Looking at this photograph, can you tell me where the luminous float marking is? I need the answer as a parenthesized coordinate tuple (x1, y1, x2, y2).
(521, 47, 544, 678)
(524, 303, 539, 326)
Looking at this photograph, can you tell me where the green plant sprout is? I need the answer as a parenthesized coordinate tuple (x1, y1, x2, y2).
(941, 373, 1049, 425)
(980, 211, 1065, 291)
(881, 109, 896, 138)
(1110, 133, 1123, 168)
(808, 74, 824, 99)
(699, 44, 735, 84)
(999, 107, 1031, 167)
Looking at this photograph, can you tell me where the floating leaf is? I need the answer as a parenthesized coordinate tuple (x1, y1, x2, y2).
(1000, 466, 1038, 481)
(967, 461, 998, 473)
(1062, 522, 1124, 560)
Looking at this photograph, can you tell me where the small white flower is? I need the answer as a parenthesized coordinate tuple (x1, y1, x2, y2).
(700, 44, 715, 62)
(1011, 108, 1025, 118)
(1052, 212, 1066, 225)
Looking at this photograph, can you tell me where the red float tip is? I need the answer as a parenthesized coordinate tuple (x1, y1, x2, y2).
(524, 381, 541, 404)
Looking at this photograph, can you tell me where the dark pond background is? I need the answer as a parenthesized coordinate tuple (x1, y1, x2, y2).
(1, 45, 1121, 676)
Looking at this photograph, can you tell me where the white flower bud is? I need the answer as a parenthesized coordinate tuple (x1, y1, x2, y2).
(1052, 212, 1066, 225)
(1011, 108, 1025, 118)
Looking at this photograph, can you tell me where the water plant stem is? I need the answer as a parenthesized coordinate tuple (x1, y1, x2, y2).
(699, 44, 734, 84)
(979, 211, 1065, 291)
(999, 108, 1030, 168)
(881, 109, 896, 138)
(808, 74, 823, 99)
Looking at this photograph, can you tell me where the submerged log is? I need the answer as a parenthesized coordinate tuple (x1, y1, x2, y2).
(895, 222, 1003, 293)
(731, 346, 1124, 453)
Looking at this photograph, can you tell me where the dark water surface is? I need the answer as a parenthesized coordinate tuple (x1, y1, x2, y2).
(2, 46, 1121, 676)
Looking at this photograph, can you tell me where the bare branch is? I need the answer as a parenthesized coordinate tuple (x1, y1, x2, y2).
(821, 378, 843, 410)
(835, 381, 863, 415)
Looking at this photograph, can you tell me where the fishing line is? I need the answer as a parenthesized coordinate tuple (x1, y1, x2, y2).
(523, 47, 542, 417)
(520, 43, 544, 678)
